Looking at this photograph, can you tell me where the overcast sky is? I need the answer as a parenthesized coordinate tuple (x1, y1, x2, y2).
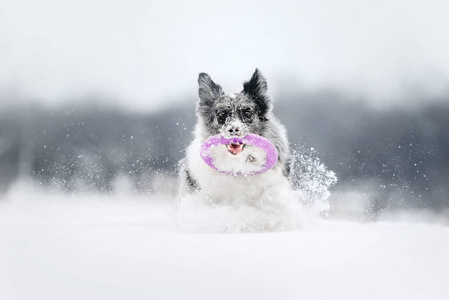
(1, 0, 449, 111)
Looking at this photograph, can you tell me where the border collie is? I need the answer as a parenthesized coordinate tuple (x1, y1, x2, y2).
(177, 69, 302, 231)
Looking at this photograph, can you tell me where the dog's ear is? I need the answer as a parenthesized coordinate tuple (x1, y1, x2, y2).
(198, 73, 223, 103)
(243, 68, 268, 98)
(243, 69, 271, 119)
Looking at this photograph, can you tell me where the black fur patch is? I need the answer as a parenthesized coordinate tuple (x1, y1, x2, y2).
(283, 157, 292, 177)
(242, 69, 271, 120)
(185, 168, 200, 191)
(197, 73, 224, 125)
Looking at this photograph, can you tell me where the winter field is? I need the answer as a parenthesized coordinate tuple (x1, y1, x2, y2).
(1, 182, 448, 300)
(2, 1, 449, 299)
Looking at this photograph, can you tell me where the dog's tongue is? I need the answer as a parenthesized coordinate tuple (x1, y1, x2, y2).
(227, 143, 243, 155)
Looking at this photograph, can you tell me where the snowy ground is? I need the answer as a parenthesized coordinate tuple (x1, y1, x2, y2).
(1, 185, 449, 300)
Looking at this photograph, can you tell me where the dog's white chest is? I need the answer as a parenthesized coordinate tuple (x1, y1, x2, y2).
(210, 144, 267, 175)
(187, 139, 288, 203)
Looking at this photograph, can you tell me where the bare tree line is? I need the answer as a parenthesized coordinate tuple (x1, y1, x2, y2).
(0, 92, 448, 214)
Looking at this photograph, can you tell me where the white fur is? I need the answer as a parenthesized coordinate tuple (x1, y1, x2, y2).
(176, 122, 305, 232)
(210, 144, 266, 174)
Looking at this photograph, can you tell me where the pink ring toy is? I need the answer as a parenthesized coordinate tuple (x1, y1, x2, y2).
(199, 133, 278, 176)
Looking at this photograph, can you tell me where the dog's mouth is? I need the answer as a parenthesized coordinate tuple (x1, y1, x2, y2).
(226, 142, 245, 155)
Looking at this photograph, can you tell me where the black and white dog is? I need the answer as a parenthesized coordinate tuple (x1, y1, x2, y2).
(179, 69, 297, 207)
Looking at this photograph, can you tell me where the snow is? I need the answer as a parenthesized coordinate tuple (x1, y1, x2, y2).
(1, 185, 448, 300)
(173, 188, 308, 233)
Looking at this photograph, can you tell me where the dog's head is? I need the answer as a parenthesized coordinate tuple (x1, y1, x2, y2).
(197, 69, 272, 154)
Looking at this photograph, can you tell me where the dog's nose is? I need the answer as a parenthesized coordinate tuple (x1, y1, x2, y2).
(228, 126, 240, 136)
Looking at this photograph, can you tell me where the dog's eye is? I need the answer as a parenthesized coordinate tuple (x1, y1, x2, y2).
(216, 110, 229, 124)
(240, 109, 253, 120)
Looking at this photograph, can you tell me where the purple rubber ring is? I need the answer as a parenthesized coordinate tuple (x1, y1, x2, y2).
(199, 133, 278, 176)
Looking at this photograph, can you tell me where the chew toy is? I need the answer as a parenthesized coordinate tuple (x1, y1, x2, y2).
(199, 133, 278, 176)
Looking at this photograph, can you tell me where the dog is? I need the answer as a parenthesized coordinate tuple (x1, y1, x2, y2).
(179, 68, 297, 205)
(175, 70, 335, 232)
